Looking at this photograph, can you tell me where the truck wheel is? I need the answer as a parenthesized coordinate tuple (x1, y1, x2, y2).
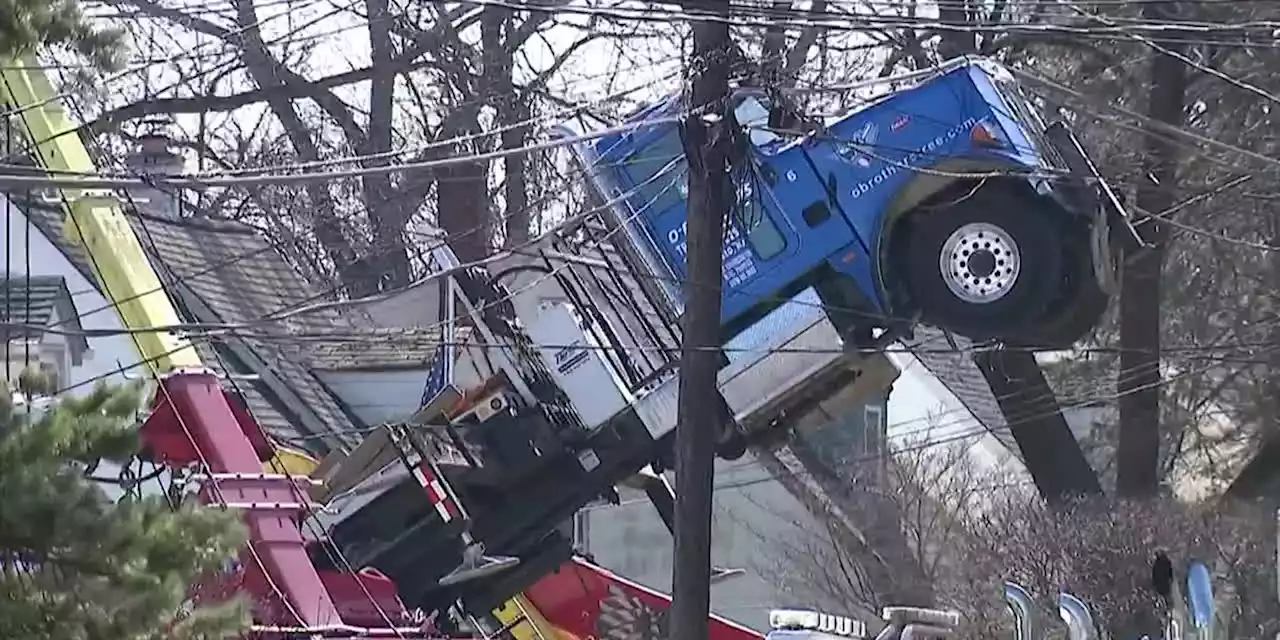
(717, 430, 748, 460)
(1008, 230, 1108, 348)
(902, 195, 1063, 338)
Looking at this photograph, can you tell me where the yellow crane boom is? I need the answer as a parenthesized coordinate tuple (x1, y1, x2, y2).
(0, 62, 201, 373)
(0, 55, 355, 633)
(0, 55, 563, 640)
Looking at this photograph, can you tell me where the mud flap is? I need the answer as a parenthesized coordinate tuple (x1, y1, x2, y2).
(1044, 122, 1147, 294)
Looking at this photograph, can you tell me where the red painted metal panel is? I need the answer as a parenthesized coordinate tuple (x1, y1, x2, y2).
(523, 558, 763, 640)
(139, 372, 344, 631)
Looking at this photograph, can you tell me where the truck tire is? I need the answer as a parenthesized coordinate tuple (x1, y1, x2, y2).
(717, 430, 748, 461)
(1007, 227, 1108, 348)
(901, 189, 1064, 339)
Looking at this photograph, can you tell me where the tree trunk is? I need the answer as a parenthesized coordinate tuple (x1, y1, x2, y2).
(482, 7, 531, 248)
(360, 0, 412, 292)
(1116, 11, 1187, 498)
(436, 155, 492, 265)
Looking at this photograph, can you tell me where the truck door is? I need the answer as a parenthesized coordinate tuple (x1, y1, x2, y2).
(611, 121, 796, 324)
(607, 107, 855, 332)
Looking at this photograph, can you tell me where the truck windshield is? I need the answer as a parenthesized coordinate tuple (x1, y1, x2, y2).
(620, 127, 687, 215)
(986, 70, 1060, 166)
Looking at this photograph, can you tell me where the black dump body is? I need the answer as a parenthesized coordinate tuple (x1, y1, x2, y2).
(318, 401, 662, 616)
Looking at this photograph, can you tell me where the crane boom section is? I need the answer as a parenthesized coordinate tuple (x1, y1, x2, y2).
(0, 57, 360, 633)
(0, 57, 201, 372)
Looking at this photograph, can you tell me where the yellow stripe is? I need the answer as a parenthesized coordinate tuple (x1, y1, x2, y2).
(491, 594, 563, 640)
(0, 57, 202, 372)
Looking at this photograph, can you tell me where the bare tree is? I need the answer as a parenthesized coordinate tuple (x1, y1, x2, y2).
(755, 433, 1278, 638)
(61, 0, 678, 294)
(743, 428, 1018, 620)
(961, 494, 1278, 638)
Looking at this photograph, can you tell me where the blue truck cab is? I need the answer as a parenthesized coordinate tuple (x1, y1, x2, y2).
(586, 57, 1138, 348)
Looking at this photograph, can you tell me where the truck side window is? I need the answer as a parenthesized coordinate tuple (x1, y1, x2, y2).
(734, 169, 786, 260)
(621, 128, 687, 215)
(733, 94, 780, 147)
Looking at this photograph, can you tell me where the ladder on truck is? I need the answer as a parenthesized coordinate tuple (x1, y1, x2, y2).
(309, 116, 901, 637)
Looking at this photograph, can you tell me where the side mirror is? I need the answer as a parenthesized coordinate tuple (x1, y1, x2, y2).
(1185, 559, 1215, 640)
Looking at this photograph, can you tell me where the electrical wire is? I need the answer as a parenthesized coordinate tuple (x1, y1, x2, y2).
(17, 5, 1269, 494)
(14, 125, 1275, 378)
(712, 340, 1280, 493)
(10, 68, 1269, 435)
(7, 5, 1269, 624)
(3, 68, 1276, 211)
(385, 0, 1280, 49)
(0, 0, 1254, 455)
(0, 0, 351, 122)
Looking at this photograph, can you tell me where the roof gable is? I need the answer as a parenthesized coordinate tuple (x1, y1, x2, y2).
(21, 202, 362, 454)
(0, 273, 89, 359)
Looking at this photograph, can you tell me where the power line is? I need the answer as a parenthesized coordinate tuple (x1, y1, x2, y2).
(17, 5, 1269, 442)
(398, 0, 1280, 48)
(708, 341, 1278, 494)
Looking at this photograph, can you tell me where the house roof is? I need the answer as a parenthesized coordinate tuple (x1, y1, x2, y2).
(21, 202, 371, 454)
(308, 326, 470, 372)
(904, 328, 1017, 453)
(0, 274, 89, 359)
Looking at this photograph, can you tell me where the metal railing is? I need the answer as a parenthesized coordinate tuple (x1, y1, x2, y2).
(768, 558, 1222, 640)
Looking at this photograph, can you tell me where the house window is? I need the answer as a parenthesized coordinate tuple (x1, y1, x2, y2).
(863, 404, 885, 456)
(571, 509, 591, 552)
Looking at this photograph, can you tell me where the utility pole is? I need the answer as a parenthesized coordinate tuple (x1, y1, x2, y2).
(669, 0, 732, 638)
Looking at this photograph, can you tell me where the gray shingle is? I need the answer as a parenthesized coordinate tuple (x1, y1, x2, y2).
(130, 213, 366, 454)
(2, 274, 66, 330)
(0, 273, 89, 359)
(904, 327, 1018, 454)
(20, 202, 362, 454)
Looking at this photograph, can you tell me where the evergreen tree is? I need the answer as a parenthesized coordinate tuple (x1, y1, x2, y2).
(0, 378, 250, 639)
(0, 0, 122, 70)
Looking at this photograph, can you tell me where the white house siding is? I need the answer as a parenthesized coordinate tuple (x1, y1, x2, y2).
(579, 455, 819, 632)
(313, 368, 434, 425)
(4, 204, 146, 394)
(4, 204, 155, 502)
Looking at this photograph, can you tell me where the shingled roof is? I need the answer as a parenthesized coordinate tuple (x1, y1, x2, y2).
(904, 327, 1018, 454)
(0, 274, 89, 360)
(20, 202, 367, 455)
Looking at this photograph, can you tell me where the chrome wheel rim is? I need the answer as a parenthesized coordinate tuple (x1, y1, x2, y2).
(939, 222, 1021, 304)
